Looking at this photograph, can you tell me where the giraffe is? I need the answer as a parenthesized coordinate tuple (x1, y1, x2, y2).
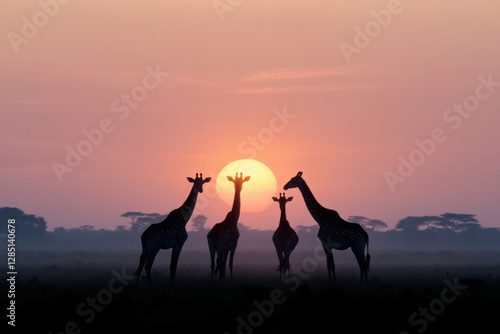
(207, 172, 250, 280)
(272, 192, 299, 279)
(284, 171, 370, 284)
(134, 173, 211, 285)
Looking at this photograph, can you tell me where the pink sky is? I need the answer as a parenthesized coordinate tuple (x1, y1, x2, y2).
(1, 0, 499, 231)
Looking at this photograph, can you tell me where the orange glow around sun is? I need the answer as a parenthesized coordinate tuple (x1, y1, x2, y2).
(216, 159, 278, 213)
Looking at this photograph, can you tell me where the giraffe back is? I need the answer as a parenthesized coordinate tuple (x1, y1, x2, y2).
(273, 223, 299, 249)
(208, 220, 239, 249)
(141, 209, 188, 250)
(317, 210, 368, 250)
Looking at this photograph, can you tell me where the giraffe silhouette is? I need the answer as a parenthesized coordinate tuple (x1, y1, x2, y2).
(284, 171, 370, 284)
(134, 173, 211, 285)
(272, 192, 299, 279)
(207, 172, 250, 280)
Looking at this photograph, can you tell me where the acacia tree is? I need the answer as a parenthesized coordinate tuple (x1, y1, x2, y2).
(439, 213, 479, 232)
(120, 212, 144, 226)
(121, 211, 166, 234)
(296, 225, 316, 233)
(368, 219, 389, 231)
(348, 216, 388, 231)
(396, 216, 443, 231)
(0, 207, 47, 238)
(134, 213, 166, 233)
(396, 214, 480, 232)
(191, 215, 208, 232)
(78, 225, 95, 231)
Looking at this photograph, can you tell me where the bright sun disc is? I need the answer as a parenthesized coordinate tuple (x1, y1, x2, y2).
(216, 159, 277, 213)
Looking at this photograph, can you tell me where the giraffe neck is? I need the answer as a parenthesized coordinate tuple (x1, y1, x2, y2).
(279, 208, 289, 227)
(297, 180, 328, 225)
(228, 188, 242, 225)
(178, 185, 199, 224)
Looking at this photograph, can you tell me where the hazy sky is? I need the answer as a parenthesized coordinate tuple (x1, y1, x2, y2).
(1, 0, 499, 231)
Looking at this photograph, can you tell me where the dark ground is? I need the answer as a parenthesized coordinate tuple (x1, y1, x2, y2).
(5, 249, 500, 334)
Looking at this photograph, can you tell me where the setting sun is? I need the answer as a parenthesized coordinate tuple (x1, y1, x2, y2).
(216, 159, 278, 213)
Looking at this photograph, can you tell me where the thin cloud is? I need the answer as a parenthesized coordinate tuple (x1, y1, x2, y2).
(9, 99, 63, 105)
(169, 66, 369, 95)
(169, 73, 229, 89)
(232, 66, 372, 94)
(240, 67, 354, 82)
(234, 84, 375, 95)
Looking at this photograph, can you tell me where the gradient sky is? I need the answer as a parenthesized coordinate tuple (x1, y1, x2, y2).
(1, 0, 499, 231)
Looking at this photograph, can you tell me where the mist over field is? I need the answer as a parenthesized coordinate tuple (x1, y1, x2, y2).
(9, 247, 500, 334)
(3, 206, 500, 333)
(5, 205, 500, 285)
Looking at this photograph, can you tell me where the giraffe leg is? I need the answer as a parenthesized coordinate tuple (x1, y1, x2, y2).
(321, 243, 335, 284)
(228, 245, 237, 281)
(219, 250, 229, 281)
(215, 242, 226, 281)
(213, 247, 222, 277)
(274, 243, 284, 279)
(217, 252, 224, 281)
(135, 235, 149, 285)
(283, 251, 291, 278)
(352, 245, 368, 284)
(134, 253, 146, 285)
(207, 236, 216, 275)
(284, 239, 296, 278)
(144, 247, 159, 286)
(169, 241, 185, 284)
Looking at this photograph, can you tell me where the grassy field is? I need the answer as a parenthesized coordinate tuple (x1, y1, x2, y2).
(9, 249, 500, 333)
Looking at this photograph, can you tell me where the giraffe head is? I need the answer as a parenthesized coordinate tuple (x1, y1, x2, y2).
(272, 192, 293, 211)
(187, 173, 211, 193)
(227, 172, 250, 192)
(283, 171, 304, 190)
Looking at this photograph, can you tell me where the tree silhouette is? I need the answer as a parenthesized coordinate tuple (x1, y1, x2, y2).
(78, 225, 95, 231)
(297, 225, 316, 233)
(121, 211, 167, 234)
(439, 213, 479, 232)
(396, 214, 480, 232)
(349, 216, 388, 231)
(120, 212, 144, 226)
(396, 216, 444, 231)
(53, 227, 67, 233)
(0, 207, 47, 238)
(191, 215, 208, 232)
